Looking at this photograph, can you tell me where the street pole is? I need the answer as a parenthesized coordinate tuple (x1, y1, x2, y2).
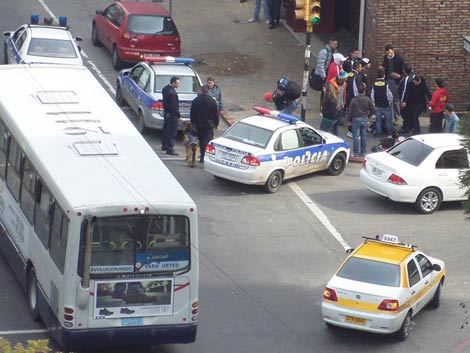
(300, 24, 313, 122)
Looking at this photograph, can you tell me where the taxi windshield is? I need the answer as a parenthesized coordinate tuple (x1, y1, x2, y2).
(337, 257, 400, 287)
(223, 122, 273, 148)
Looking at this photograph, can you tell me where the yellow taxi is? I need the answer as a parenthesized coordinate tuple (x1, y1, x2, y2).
(321, 234, 445, 340)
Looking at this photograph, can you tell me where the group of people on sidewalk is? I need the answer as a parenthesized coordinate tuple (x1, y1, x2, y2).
(311, 39, 460, 158)
(242, 0, 281, 29)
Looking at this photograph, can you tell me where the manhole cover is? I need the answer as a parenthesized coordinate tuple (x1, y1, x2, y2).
(193, 52, 263, 76)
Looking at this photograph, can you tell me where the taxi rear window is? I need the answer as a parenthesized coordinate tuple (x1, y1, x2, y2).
(337, 257, 400, 287)
(223, 122, 273, 148)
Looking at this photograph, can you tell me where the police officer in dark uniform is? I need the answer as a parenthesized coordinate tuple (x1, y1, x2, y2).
(161, 76, 181, 155)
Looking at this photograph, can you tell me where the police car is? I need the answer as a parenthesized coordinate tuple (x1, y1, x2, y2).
(321, 234, 446, 340)
(116, 56, 202, 133)
(204, 107, 350, 193)
(3, 15, 83, 66)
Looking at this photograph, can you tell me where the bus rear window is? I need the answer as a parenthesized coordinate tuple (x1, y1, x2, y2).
(83, 215, 190, 275)
(337, 257, 400, 287)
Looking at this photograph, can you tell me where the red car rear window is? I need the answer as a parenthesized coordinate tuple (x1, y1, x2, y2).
(126, 15, 177, 35)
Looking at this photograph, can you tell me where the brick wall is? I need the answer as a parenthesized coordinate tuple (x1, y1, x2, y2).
(364, 0, 470, 110)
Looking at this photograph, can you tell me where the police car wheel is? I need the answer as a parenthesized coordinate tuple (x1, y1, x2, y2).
(396, 312, 411, 341)
(137, 111, 149, 134)
(112, 47, 123, 70)
(115, 84, 126, 107)
(264, 170, 283, 193)
(415, 187, 442, 214)
(327, 153, 347, 176)
(91, 24, 101, 46)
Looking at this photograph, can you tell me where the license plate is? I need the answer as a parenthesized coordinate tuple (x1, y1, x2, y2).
(144, 53, 160, 57)
(345, 315, 367, 325)
(220, 151, 237, 162)
(121, 317, 144, 326)
(371, 166, 383, 177)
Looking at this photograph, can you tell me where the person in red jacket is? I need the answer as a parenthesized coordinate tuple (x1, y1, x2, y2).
(429, 78, 449, 133)
(325, 53, 346, 83)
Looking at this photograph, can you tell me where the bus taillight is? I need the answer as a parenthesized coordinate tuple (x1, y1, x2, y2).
(64, 306, 74, 321)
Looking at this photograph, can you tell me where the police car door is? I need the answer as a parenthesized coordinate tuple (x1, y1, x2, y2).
(124, 65, 145, 111)
(297, 127, 329, 174)
(273, 128, 301, 179)
(7, 27, 26, 63)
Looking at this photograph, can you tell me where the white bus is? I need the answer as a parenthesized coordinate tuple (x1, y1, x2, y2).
(0, 64, 199, 350)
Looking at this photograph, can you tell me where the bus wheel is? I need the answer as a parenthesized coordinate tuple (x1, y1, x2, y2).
(27, 268, 40, 321)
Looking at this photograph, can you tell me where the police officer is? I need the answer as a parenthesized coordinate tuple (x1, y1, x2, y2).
(161, 76, 181, 155)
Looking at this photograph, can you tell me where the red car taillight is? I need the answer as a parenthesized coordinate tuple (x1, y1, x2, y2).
(205, 143, 215, 155)
(241, 155, 260, 166)
(378, 299, 399, 312)
(150, 101, 164, 111)
(322, 287, 338, 302)
(387, 173, 407, 185)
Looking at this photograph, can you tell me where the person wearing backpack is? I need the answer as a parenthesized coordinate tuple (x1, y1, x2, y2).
(272, 77, 301, 115)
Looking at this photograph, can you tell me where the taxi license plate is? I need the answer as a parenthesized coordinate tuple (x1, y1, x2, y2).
(345, 315, 366, 325)
(220, 151, 237, 162)
(121, 317, 143, 326)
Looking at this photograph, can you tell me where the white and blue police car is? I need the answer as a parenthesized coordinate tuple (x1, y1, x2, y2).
(116, 56, 202, 133)
(204, 107, 350, 193)
(3, 15, 83, 66)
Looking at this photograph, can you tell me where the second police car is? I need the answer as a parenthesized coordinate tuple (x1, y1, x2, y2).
(204, 107, 350, 193)
(116, 56, 202, 133)
(321, 234, 446, 340)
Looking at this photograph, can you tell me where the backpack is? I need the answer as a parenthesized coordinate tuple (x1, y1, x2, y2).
(309, 69, 324, 91)
(285, 80, 302, 100)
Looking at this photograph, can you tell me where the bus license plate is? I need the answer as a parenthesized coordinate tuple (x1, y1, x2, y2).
(121, 317, 144, 326)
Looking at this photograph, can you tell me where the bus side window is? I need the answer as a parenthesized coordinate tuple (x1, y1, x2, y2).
(0, 120, 8, 179)
(50, 203, 68, 273)
(34, 180, 53, 249)
(20, 157, 36, 224)
(6, 136, 22, 201)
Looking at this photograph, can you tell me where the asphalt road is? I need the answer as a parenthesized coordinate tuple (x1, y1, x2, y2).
(0, 1, 470, 353)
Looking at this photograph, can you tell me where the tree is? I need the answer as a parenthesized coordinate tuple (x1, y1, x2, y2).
(459, 112, 470, 213)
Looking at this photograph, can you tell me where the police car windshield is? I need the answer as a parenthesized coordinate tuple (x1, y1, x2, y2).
(154, 75, 200, 94)
(28, 38, 77, 58)
(337, 257, 400, 287)
(387, 138, 434, 166)
(223, 122, 273, 148)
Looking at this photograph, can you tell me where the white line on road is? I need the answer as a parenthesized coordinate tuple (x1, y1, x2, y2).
(37, 0, 117, 96)
(0, 329, 48, 335)
(159, 157, 187, 161)
(288, 182, 352, 252)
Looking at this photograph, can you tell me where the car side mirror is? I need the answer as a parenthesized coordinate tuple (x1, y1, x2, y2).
(75, 36, 84, 42)
(432, 264, 441, 272)
(3, 31, 11, 38)
(95, 10, 104, 15)
(322, 138, 326, 145)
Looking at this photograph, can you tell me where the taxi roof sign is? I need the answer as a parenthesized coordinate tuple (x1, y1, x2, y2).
(140, 55, 195, 65)
(253, 106, 299, 124)
(362, 235, 416, 251)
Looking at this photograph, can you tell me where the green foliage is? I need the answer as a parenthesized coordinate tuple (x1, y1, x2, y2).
(0, 338, 51, 353)
(459, 112, 470, 214)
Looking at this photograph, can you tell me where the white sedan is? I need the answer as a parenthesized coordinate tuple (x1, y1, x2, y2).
(360, 134, 469, 213)
(3, 18, 83, 66)
(204, 107, 350, 193)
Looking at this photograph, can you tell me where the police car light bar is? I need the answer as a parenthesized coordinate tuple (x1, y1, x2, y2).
(30, 14, 67, 27)
(253, 106, 299, 124)
(140, 55, 195, 65)
(31, 15, 39, 25)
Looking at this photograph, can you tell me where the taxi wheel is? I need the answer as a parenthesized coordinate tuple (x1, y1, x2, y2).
(264, 170, 283, 193)
(91, 24, 101, 46)
(137, 111, 149, 134)
(115, 84, 126, 107)
(415, 187, 442, 214)
(327, 152, 346, 176)
(27, 268, 40, 322)
(428, 280, 442, 309)
(112, 47, 123, 70)
(396, 312, 411, 341)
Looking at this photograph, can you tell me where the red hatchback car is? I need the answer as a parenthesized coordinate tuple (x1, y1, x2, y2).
(92, 1, 181, 69)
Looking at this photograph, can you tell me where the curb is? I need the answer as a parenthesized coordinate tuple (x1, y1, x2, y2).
(349, 156, 365, 164)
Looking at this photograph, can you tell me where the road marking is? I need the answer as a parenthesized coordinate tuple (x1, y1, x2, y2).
(0, 329, 48, 335)
(37, 0, 116, 96)
(288, 182, 352, 252)
(159, 157, 186, 161)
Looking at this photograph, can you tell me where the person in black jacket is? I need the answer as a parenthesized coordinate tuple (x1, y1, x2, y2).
(402, 75, 431, 135)
(161, 76, 181, 155)
(382, 44, 406, 121)
(190, 85, 219, 163)
(398, 64, 414, 133)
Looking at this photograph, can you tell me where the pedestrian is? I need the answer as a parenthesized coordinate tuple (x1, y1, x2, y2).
(161, 76, 181, 156)
(345, 61, 364, 110)
(398, 64, 414, 134)
(359, 57, 371, 93)
(272, 77, 301, 115)
(206, 76, 224, 112)
(313, 38, 338, 85)
(248, 0, 271, 24)
(429, 78, 450, 133)
(326, 53, 346, 83)
(382, 44, 406, 121)
(190, 85, 219, 163)
(371, 67, 393, 137)
(443, 103, 460, 133)
(342, 47, 361, 73)
(347, 84, 375, 157)
(402, 74, 431, 135)
(326, 70, 348, 134)
(268, 0, 281, 29)
(320, 81, 338, 133)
